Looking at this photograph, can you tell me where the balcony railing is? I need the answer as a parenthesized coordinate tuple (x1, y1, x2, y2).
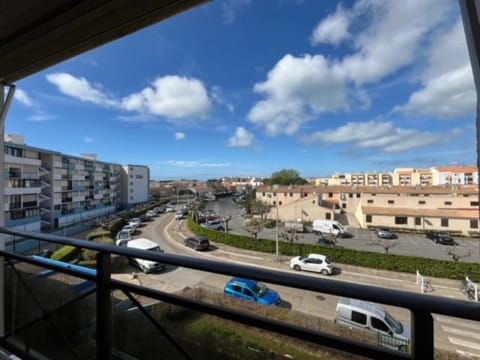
(0, 227, 478, 360)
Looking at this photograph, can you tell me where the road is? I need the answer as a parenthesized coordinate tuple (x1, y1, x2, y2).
(205, 197, 480, 263)
(114, 211, 480, 358)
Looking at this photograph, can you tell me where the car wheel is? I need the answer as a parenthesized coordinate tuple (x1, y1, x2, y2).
(293, 265, 301, 271)
(321, 269, 329, 275)
(194, 245, 199, 251)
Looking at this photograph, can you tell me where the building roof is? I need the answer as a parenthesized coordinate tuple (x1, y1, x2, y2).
(434, 166, 479, 173)
(362, 206, 479, 219)
(0, 0, 207, 82)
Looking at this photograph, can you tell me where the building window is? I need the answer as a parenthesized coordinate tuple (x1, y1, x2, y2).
(356, 193, 360, 198)
(470, 220, 478, 229)
(388, 200, 394, 204)
(284, 193, 287, 197)
(328, 193, 333, 198)
(444, 201, 452, 206)
(395, 217, 407, 225)
(419, 200, 426, 205)
(312, 200, 316, 204)
(366, 215, 372, 223)
(326, 213, 331, 220)
(349, 193, 353, 198)
(136, 175, 143, 179)
(471, 201, 479, 206)
(367, 200, 373, 204)
(441, 218, 449, 227)
(273, 201, 276, 206)
(279, 201, 282, 205)
(262, 192, 265, 196)
(304, 192, 307, 197)
(289, 192, 293, 197)
(415, 217, 421, 226)
(371, 193, 376, 196)
(342, 203, 346, 208)
(130, 196, 133, 200)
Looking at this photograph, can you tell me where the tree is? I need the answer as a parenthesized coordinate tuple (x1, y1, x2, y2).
(265, 169, 307, 186)
(189, 199, 205, 223)
(368, 238, 398, 254)
(237, 198, 271, 217)
(244, 218, 264, 240)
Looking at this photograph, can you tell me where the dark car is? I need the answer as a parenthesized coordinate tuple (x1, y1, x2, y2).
(224, 277, 281, 306)
(375, 227, 397, 239)
(426, 232, 456, 245)
(184, 235, 210, 251)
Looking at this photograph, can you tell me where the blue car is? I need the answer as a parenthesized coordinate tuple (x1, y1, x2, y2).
(224, 277, 281, 306)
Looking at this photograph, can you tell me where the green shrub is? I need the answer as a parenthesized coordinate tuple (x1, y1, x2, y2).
(76, 260, 97, 268)
(86, 230, 111, 241)
(51, 245, 81, 262)
(187, 218, 480, 282)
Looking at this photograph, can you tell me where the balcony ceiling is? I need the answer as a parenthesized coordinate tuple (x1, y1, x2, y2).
(0, 0, 207, 83)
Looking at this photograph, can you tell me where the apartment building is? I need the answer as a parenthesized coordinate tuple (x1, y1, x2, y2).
(256, 184, 479, 236)
(326, 172, 393, 186)
(432, 166, 479, 185)
(4, 135, 149, 232)
(222, 176, 264, 188)
(120, 164, 150, 208)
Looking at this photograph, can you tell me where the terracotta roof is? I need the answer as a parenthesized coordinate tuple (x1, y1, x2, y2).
(435, 165, 479, 173)
(362, 206, 479, 219)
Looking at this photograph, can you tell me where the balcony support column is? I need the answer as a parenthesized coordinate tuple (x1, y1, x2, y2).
(96, 252, 112, 359)
(411, 311, 434, 360)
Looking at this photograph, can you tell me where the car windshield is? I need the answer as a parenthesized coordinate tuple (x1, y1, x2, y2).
(384, 311, 403, 334)
(254, 282, 268, 297)
(149, 246, 163, 253)
(325, 258, 331, 264)
(299, 255, 308, 261)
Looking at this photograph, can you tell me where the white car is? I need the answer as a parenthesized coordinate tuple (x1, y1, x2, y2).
(122, 225, 137, 236)
(129, 218, 141, 228)
(290, 253, 334, 275)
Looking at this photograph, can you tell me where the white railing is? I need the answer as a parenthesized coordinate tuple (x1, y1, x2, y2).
(464, 276, 479, 302)
(416, 270, 433, 293)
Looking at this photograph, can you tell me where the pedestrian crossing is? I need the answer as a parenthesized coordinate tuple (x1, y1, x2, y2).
(436, 316, 480, 358)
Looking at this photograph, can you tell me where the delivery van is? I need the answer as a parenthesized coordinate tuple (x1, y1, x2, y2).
(127, 238, 165, 273)
(335, 297, 410, 352)
(312, 220, 347, 237)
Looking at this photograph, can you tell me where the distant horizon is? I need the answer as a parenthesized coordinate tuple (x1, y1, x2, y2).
(7, 1, 476, 180)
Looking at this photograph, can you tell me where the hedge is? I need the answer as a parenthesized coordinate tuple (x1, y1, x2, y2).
(51, 245, 82, 262)
(187, 218, 480, 282)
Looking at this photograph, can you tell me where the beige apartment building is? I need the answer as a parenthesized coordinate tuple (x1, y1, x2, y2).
(314, 165, 478, 188)
(256, 184, 479, 236)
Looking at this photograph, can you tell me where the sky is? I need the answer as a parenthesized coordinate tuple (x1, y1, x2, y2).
(7, 0, 477, 180)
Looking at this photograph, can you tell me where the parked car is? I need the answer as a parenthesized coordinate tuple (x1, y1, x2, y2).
(290, 253, 334, 275)
(175, 211, 185, 220)
(184, 235, 210, 251)
(203, 219, 225, 231)
(122, 225, 137, 236)
(129, 218, 142, 228)
(426, 231, 456, 245)
(116, 229, 132, 245)
(165, 206, 176, 213)
(375, 227, 397, 239)
(146, 210, 156, 218)
(224, 277, 281, 306)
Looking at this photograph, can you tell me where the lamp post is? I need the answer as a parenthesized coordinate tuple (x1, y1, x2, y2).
(273, 184, 279, 260)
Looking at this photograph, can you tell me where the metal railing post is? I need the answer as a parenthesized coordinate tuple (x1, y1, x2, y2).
(96, 252, 112, 359)
(411, 311, 434, 359)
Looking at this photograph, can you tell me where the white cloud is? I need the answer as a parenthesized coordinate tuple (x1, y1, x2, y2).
(29, 113, 56, 122)
(121, 76, 211, 119)
(334, 0, 451, 85)
(166, 160, 231, 168)
(14, 89, 33, 106)
(222, 0, 251, 24)
(311, 4, 351, 46)
(227, 127, 254, 147)
(249, 0, 453, 137)
(46, 73, 118, 107)
(302, 121, 460, 153)
(394, 20, 475, 119)
(211, 86, 234, 113)
(83, 137, 94, 143)
(174, 132, 186, 140)
(248, 54, 349, 136)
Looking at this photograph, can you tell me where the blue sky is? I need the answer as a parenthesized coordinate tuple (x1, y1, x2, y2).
(8, 0, 477, 180)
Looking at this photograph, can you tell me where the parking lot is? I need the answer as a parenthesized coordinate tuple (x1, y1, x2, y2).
(205, 197, 480, 263)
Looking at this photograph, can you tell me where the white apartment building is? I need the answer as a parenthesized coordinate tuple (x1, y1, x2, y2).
(432, 166, 478, 185)
(4, 135, 149, 232)
(120, 164, 150, 208)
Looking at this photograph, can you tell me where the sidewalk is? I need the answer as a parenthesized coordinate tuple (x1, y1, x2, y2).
(172, 218, 470, 302)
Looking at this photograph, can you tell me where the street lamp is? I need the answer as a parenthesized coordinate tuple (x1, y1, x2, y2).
(273, 184, 279, 260)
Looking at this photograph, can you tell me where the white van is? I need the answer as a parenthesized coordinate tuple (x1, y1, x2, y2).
(335, 297, 410, 351)
(126, 238, 165, 273)
(312, 220, 346, 237)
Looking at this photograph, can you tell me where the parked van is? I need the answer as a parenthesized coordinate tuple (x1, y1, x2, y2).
(335, 297, 410, 351)
(126, 238, 165, 273)
(312, 220, 347, 237)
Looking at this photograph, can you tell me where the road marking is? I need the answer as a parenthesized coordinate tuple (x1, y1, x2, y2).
(436, 316, 480, 331)
(441, 326, 480, 340)
(456, 350, 480, 358)
(449, 337, 480, 352)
